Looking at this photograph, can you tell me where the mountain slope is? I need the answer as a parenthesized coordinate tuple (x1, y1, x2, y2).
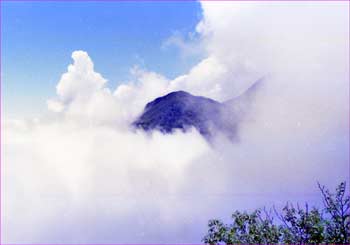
(132, 80, 262, 139)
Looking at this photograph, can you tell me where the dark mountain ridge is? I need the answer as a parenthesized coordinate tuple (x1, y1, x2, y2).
(132, 80, 262, 140)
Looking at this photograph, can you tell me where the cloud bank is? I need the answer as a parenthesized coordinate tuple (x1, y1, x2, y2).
(3, 2, 349, 243)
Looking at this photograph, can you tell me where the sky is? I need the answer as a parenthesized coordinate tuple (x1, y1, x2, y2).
(2, 1, 203, 117)
(2, 1, 349, 244)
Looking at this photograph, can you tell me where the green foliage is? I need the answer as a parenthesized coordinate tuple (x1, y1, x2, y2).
(203, 182, 350, 244)
(204, 210, 281, 244)
(277, 203, 324, 244)
(319, 182, 350, 243)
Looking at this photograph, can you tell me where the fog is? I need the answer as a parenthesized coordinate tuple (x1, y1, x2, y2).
(2, 2, 349, 243)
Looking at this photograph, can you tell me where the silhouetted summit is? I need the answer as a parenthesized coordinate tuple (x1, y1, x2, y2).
(132, 80, 262, 139)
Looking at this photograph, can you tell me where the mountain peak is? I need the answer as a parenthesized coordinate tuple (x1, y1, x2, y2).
(132, 90, 231, 138)
(132, 80, 262, 140)
(144, 90, 192, 110)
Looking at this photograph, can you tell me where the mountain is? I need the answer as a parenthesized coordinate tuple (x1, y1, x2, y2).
(132, 80, 262, 139)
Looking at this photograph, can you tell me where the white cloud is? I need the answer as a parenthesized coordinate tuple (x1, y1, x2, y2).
(113, 67, 170, 122)
(47, 99, 64, 112)
(162, 31, 204, 59)
(56, 50, 107, 102)
(48, 55, 170, 126)
(169, 56, 227, 100)
(3, 2, 349, 243)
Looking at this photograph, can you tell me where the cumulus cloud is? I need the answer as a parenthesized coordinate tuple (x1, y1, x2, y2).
(47, 99, 64, 112)
(56, 50, 107, 102)
(113, 67, 170, 122)
(3, 1, 349, 243)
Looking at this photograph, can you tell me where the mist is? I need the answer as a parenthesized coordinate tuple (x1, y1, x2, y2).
(2, 2, 349, 243)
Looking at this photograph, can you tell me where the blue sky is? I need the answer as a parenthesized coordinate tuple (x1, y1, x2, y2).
(2, 1, 202, 117)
